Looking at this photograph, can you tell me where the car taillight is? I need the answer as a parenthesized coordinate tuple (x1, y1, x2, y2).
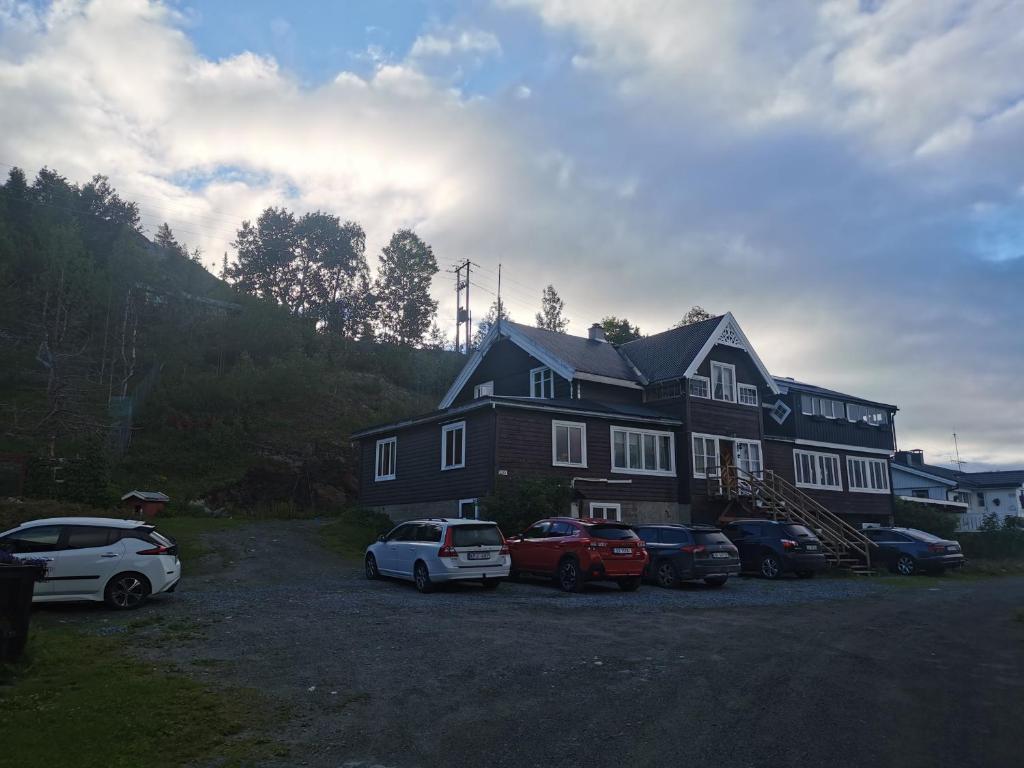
(499, 545, 509, 555)
(928, 544, 946, 553)
(136, 545, 170, 555)
(438, 526, 458, 558)
(680, 544, 705, 554)
(781, 539, 798, 551)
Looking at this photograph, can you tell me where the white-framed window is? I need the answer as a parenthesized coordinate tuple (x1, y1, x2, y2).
(611, 426, 675, 476)
(769, 400, 792, 425)
(458, 498, 479, 519)
(474, 381, 494, 398)
(710, 361, 736, 403)
(692, 434, 720, 478)
(738, 384, 758, 407)
(589, 502, 622, 521)
(552, 420, 587, 467)
(847, 403, 889, 426)
(735, 440, 763, 479)
(688, 376, 710, 399)
(440, 421, 466, 471)
(847, 456, 890, 493)
(530, 366, 554, 398)
(375, 437, 397, 481)
(793, 449, 843, 490)
(801, 394, 845, 419)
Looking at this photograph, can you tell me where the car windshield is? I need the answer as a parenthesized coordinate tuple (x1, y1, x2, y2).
(589, 524, 638, 541)
(451, 524, 503, 547)
(903, 528, 942, 543)
(781, 524, 816, 539)
(694, 530, 731, 546)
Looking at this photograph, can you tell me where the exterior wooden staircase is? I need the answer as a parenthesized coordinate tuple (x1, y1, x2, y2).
(709, 464, 879, 574)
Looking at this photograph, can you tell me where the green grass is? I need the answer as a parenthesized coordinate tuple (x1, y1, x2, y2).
(318, 508, 393, 560)
(0, 627, 283, 768)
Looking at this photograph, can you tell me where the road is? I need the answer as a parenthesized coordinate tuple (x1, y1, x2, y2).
(42, 520, 1024, 768)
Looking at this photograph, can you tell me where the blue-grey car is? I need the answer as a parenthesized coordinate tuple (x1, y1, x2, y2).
(862, 527, 965, 575)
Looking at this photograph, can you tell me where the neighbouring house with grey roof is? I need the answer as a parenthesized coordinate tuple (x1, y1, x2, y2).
(352, 313, 899, 547)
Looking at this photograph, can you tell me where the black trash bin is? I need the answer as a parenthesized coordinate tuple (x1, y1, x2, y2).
(0, 563, 46, 662)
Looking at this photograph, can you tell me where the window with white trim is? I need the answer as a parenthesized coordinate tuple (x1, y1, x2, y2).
(375, 437, 397, 481)
(710, 361, 736, 403)
(552, 420, 587, 467)
(801, 394, 845, 419)
(793, 449, 843, 490)
(688, 376, 710, 399)
(735, 440, 763, 479)
(590, 502, 622, 521)
(738, 384, 758, 407)
(441, 421, 466, 470)
(847, 456, 889, 493)
(611, 427, 675, 475)
(530, 366, 554, 398)
(474, 381, 494, 398)
(846, 403, 889, 426)
(692, 435, 719, 478)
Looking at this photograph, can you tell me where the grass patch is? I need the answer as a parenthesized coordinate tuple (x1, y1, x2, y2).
(155, 516, 249, 565)
(318, 507, 393, 560)
(959, 559, 1024, 577)
(0, 627, 283, 767)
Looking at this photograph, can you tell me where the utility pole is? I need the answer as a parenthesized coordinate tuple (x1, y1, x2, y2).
(452, 260, 472, 355)
(497, 263, 502, 321)
(953, 432, 964, 472)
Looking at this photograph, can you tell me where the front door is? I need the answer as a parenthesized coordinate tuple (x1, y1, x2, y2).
(515, 521, 551, 572)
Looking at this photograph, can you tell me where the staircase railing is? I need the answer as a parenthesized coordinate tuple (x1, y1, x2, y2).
(711, 463, 877, 571)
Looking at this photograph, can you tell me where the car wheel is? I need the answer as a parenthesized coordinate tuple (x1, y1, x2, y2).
(655, 561, 678, 589)
(703, 576, 728, 588)
(895, 554, 916, 576)
(796, 570, 815, 579)
(365, 553, 379, 580)
(104, 572, 151, 610)
(413, 561, 434, 593)
(481, 579, 500, 590)
(556, 558, 583, 593)
(759, 554, 782, 580)
(617, 576, 641, 592)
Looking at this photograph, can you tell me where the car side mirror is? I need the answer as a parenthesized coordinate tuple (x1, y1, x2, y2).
(376, 534, 386, 543)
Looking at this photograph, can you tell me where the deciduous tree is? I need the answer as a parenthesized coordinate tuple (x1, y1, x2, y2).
(374, 229, 439, 346)
(535, 284, 568, 333)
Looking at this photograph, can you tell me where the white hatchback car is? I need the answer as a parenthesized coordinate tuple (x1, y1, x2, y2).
(365, 518, 510, 593)
(0, 517, 182, 609)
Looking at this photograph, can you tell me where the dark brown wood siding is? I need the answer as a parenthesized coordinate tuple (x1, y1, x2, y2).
(689, 343, 767, 441)
(764, 389, 896, 452)
(764, 439, 894, 522)
(577, 380, 645, 406)
(451, 339, 571, 405)
(494, 408, 681, 505)
(357, 407, 496, 506)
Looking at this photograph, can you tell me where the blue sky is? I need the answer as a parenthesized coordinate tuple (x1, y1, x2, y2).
(1, 0, 1023, 469)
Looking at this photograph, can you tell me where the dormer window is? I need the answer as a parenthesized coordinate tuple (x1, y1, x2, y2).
(530, 366, 554, 398)
(710, 361, 736, 403)
(474, 381, 494, 398)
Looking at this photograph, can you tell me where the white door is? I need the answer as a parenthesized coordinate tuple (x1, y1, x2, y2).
(590, 503, 622, 521)
(377, 523, 413, 575)
(46, 525, 126, 600)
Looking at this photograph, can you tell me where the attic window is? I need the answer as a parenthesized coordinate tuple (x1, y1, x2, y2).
(769, 400, 792, 425)
(530, 366, 554, 398)
(710, 361, 736, 403)
(474, 381, 494, 398)
(738, 384, 758, 406)
(688, 376, 710, 399)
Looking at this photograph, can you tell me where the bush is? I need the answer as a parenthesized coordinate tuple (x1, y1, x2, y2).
(481, 477, 574, 537)
(958, 529, 1024, 560)
(892, 499, 959, 540)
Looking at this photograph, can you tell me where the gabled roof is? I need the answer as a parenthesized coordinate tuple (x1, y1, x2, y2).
(956, 470, 1024, 489)
(890, 462, 959, 487)
(774, 377, 898, 411)
(121, 490, 169, 502)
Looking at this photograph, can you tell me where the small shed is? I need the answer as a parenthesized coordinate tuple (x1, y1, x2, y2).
(121, 490, 170, 518)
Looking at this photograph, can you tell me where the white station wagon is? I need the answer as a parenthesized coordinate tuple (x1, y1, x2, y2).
(0, 517, 182, 609)
(365, 518, 510, 593)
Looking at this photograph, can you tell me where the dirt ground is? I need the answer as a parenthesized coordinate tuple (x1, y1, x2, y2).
(36, 520, 1024, 768)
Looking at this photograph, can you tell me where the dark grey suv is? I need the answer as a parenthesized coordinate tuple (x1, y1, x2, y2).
(722, 519, 828, 579)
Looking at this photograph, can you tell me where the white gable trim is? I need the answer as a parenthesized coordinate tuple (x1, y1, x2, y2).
(437, 320, 575, 409)
(682, 313, 780, 395)
(575, 372, 643, 389)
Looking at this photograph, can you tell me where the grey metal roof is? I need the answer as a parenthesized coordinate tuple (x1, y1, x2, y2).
(617, 315, 724, 383)
(773, 376, 898, 411)
(955, 470, 1024, 489)
(505, 322, 642, 382)
(120, 490, 170, 502)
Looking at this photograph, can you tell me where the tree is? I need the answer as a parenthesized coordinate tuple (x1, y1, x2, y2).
(474, 299, 510, 347)
(535, 284, 568, 333)
(675, 305, 713, 327)
(155, 222, 187, 259)
(374, 229, 439, 346)
(600, 316, 642, 344)
(424, 322, 451, 351)
(230, 207, 297, 308)
(220, 253, 229, 281)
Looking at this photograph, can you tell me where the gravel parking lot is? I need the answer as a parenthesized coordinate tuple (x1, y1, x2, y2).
(38, 520, 1024, 768)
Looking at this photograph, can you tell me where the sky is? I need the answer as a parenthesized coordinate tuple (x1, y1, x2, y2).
(1, 0, 1023, 470)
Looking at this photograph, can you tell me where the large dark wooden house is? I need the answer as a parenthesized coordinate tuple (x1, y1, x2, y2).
(353, 313, 898, 551)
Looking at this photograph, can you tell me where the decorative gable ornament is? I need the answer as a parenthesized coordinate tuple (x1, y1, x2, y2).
(717, 321, 744, 349)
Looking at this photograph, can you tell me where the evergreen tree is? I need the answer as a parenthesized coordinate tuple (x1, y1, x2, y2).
(374, 229, 439, 346)
(535, 284, 568, 333)
(155, 222, 186, 258)
(220, 253, 229, 281)
(600, 316, 642, 344)
(474, 299, 511, 347)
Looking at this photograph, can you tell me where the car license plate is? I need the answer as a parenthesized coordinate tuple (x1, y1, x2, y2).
(467, 552, 489, 560)
(613, 547, 632, 555)
(947, 546, 958, 553)
(712, 552, 730, 559)
(805, 545, 818, 551)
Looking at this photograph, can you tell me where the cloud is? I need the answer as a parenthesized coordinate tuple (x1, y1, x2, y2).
(1, 0, 1023, 469)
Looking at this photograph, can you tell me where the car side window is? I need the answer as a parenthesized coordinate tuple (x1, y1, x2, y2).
(658, 528, 689, 545)
(635, 527, 659, 543)
(420, 524, 442, 543)
(548, 522, 574, 537)
(723, 525, 744, 540)
(63, 526, 115, 550)
(2, 525, 62, 553)
(524, 522, 551, 539)
(387, 524, 411, 542)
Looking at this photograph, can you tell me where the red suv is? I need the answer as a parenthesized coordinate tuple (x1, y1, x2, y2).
(505, 517, 648, 592)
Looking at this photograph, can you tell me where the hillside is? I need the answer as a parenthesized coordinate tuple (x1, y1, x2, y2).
(0, 167, 464, 513)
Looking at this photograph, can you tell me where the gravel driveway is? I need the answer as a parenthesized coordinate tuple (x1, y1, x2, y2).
(41, 520, 1024, 768)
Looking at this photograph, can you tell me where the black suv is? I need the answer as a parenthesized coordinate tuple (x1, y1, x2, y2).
(861, 527, 964, 575)
(721, 519, 827, 579)
(633, 524, 740, 588)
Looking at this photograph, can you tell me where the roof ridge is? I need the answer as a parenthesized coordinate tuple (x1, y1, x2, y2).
(620, 314, 726, 347)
